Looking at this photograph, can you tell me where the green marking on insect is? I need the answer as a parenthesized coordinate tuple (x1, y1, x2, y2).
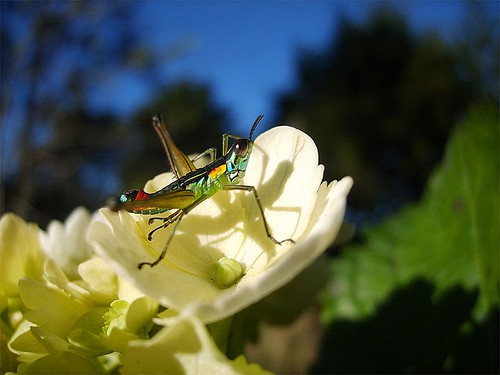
(108, 114, 295, 269)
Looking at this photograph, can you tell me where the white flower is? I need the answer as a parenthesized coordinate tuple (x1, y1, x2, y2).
(39, 207, 94, 279)
(2, 209, 156, 374)
(0, 213, 45, 299)
(89, 126, 353, 323)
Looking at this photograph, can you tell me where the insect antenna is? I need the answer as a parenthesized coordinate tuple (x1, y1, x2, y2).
(249, 114, 264, 141)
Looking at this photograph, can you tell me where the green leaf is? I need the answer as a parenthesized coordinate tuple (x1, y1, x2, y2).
(23, 350, 103, 374)
(322, 101, 499, 323)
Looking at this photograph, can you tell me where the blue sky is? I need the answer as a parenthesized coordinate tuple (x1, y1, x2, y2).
(88, 1, 477, 134)
(3, 0, 495, 180)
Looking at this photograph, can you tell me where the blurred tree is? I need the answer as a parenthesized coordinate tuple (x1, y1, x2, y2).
(456, 1, 499, 101)
(276, 9, 482, 220)
(120, 81, 228, 189)
(1, 1, 155, 227)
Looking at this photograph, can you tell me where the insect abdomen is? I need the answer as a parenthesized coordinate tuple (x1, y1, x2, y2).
(132, 207, 169, 215)
(121, 189, 171, 215)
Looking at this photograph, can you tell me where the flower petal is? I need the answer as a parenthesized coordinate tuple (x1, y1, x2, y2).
(0, 213, 44, 297)
(243, 126, 325, 242)
(121, 315, 270, 375)
(184, 177, 353, 322)
(39, 207, 94, 279)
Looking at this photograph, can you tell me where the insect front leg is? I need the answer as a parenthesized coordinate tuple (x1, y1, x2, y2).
(223, 185, 295, 246)
(139, 210, 185, 269)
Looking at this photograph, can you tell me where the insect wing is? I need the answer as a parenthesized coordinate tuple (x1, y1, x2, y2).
(153, 115, 196, 179)
(117, 189, 195, 212)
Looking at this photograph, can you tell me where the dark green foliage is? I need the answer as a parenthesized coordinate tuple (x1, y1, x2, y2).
(318, 102, 499, 372)
(315, 281, 499, 373)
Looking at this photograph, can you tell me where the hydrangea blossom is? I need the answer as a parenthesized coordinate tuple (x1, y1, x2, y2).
(1, 211, 157, 373)
(1, 208, 287, 374)
(89, 126, 353, 323)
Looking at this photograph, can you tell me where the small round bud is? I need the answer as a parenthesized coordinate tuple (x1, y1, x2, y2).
(208, 257, 245, 289)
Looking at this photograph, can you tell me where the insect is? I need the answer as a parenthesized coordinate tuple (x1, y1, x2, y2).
(108, 114, 294, 269)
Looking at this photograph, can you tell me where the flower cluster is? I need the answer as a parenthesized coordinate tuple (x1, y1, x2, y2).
(1, 126, 352, 374)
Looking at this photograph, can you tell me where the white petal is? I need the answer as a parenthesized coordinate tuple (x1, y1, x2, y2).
(244, 126, 324, 242)
(39, 207, 93, 279)
(121, 315, 270, 374)
(184, 177, 353, 322)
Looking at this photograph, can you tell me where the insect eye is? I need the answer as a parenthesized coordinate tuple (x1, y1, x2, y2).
(120, 189, 138, 202)
(234, 139, 248, 156)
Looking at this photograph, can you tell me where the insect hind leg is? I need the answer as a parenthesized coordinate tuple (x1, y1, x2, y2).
(139, 210, 185, 269)
(147, 209, 183, 240)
